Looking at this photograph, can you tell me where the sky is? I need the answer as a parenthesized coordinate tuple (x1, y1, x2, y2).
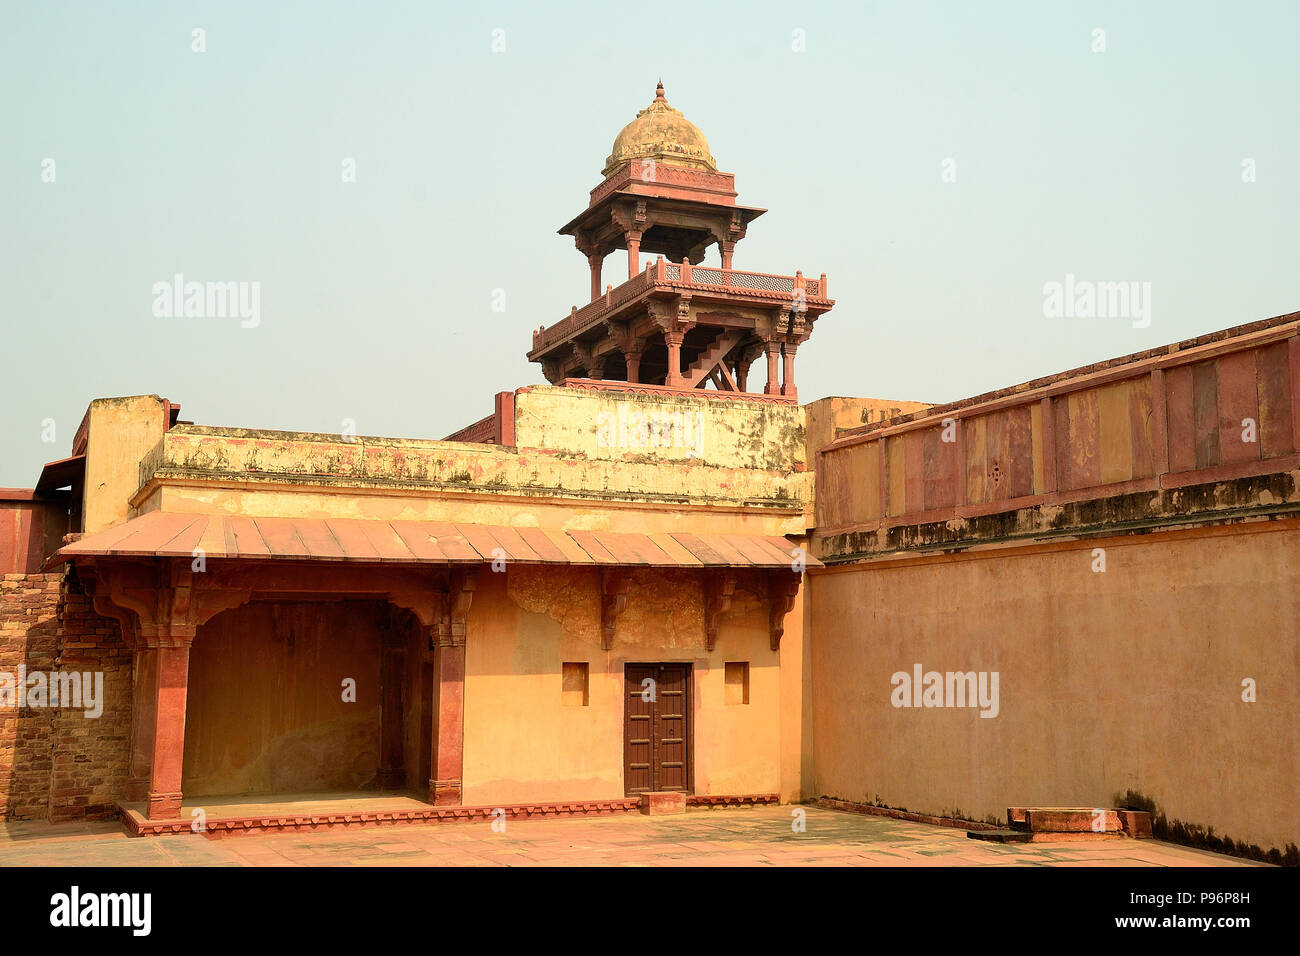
(2, 0, 1297, 486)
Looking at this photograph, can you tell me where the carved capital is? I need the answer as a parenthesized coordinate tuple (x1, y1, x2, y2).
(647, 295, 695, 337)
(438, 568, 477, 647)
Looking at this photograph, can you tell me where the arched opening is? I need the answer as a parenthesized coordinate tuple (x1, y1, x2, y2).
(181, 599, 427, 800)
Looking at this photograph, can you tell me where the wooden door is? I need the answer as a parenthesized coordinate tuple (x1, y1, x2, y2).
(623, 663, 692, 795)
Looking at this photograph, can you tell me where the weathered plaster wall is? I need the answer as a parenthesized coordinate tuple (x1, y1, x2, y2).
(130, 386, 813, 535)
(182, 601, 385, 797)
(461, 566, 784, 806)
(82, 395, 170, 534)
(513, 385, 807, 470)
(809, 522, 1300, 853)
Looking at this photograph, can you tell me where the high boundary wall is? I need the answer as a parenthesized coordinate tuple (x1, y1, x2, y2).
(809, 312, 1300, 857)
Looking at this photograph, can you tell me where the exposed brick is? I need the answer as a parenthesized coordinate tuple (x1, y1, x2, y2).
(0, 568, 130, 822)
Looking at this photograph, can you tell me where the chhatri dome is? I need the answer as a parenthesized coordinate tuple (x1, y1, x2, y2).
(602, 81, 717, 177)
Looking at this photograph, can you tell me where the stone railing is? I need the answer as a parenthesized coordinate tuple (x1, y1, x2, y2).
(531, 259, 829, 354)
(554, 378, 798, 405)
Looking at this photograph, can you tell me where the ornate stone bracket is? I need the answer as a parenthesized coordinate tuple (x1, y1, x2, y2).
(540, 357, 565, 384)
(601, 568, 630, 651)
(435, 568, 478, 648)
(704, 571, 737, 651)
(81, 558, 252, 647)
(767, 570, 801, 652)
(570, 341, 598, 379)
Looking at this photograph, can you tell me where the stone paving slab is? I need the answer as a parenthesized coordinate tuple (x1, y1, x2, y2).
(0, 806, 1265, 867)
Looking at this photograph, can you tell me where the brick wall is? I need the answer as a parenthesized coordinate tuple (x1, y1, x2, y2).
(0, 569, 131, 821)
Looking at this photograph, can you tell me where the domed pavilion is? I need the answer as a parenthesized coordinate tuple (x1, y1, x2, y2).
(530, 82, 835, 399)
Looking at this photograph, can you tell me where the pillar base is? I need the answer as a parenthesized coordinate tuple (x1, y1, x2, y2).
(146, 791, 184, 820)
(780, 384, 798, 399)
(429, 779, 462, 806)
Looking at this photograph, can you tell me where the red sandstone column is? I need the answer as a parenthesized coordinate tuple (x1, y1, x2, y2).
(626, 231, 642, 279)
(588, 253, 603, 303)
(719, 240, 735, 271)
(764, 342, 781, 395)
(624, 347, 642, 384)
(781, 343, 798, 399)
(664, 331, 685, 388)
(145, 642, 192, 820)
(429, 637, 466, 805)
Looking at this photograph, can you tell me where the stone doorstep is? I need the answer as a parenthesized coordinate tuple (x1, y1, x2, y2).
(639, 792, 687, 815)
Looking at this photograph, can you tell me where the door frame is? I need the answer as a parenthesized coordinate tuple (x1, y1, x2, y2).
(622, 662, 694, 796)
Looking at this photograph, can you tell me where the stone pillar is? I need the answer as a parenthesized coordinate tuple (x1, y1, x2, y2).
(624, 346, 643, 385)
(764, 341, 781, 395)
(626, 231, 642, 279)
(719, 239, 735, 271)
(781, 343, 798, 399)
(145, 641, 193, 820)
(429, 636, 465, 806)
(428, 571, 474, 806)
(664, 331, 685, 388)
(588, 253, 603, 302)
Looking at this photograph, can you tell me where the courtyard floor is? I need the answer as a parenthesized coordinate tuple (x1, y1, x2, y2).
(0, 805, 1263, 867)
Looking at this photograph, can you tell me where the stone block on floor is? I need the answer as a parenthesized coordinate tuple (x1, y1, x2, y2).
(639, 792, 686, 815)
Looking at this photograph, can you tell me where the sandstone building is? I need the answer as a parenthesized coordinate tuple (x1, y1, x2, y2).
(1, 84, 1295, 857)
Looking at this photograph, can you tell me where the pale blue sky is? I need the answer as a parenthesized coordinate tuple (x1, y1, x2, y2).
(2, 0, 1297, 485)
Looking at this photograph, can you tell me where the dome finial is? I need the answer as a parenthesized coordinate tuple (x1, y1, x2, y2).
(655, 79, 666, 102)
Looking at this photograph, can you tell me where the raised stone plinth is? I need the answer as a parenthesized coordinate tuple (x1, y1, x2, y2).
(639, 792, 687, 815)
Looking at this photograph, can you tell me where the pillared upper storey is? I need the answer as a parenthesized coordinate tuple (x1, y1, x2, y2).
(533, 82, 835, 401)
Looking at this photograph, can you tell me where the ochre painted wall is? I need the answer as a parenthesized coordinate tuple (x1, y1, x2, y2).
(461, 566, 784, 806)
(809, 522, 1300, 852)
(82, 395, 169, 534)
(183, 601, 385, 797)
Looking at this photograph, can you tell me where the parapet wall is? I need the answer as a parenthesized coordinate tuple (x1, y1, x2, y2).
(815, 312, 1300, 560)
(132, 386, 812, 533)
